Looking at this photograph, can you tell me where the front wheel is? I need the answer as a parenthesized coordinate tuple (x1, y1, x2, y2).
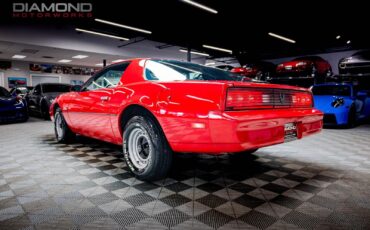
(54, 108, 75, 143)
(123, 115, 172, 181)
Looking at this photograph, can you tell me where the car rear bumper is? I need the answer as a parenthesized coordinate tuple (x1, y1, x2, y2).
(167, 108, 323, 154)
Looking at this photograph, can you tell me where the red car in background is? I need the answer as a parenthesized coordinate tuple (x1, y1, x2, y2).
(231, 61, 276, 81)
(50, 59, 323, 180)
(273, 56, 332, 86)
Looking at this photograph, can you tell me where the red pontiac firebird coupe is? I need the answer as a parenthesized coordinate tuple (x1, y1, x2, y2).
(50, 59, 323, 180)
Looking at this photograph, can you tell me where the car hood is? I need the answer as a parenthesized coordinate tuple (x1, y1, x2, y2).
(340, 56, 370, 64)
(0, 96, 17, 107)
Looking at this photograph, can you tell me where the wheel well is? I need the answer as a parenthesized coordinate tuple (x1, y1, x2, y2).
(119, 105, 163, 136)
(53, 103, 60, 115)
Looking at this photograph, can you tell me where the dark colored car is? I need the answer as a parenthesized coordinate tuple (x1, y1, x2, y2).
(339, 50, 370, 76)
(27, 83, 71, 119)
(9, 86, 34, 98)
(0, 86, 28, 123)
(273, 56, 332, 87)
(231, 61, 276, 81)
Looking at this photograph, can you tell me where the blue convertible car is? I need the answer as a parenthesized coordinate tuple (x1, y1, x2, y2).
(312, 83, 370, 126)
(0, 86, 28, 123)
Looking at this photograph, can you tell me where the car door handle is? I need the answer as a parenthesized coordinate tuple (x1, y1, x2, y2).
(100, 96, 109, 101)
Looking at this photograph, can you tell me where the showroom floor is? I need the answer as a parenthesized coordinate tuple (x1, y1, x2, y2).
(0, 118, 370, 230)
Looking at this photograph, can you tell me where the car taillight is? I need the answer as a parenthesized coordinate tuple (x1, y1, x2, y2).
(225, 88, 312, 110)
(226, 88, 273, 110)
(291, 92, 312, 107)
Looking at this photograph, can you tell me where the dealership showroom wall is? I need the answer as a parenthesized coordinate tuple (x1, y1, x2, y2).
(1, 0, 370, 229)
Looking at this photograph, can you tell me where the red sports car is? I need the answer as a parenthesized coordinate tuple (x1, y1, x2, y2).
(50, 59, 323, 180)
(274, 56, 332, 86)
(231, 61, 276, 81)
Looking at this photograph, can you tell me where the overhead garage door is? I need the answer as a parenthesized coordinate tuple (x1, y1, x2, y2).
(31, 75, 60, 86)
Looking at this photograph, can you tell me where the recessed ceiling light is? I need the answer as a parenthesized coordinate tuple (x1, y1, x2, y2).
(12, 55, 26, 59)
(72, 55, 88, 59)
(202, 45, 233, 54)
(76, 28, 129, 41)
(347, 40, 351, 44)
(268, 32, 296, 44)
(95, 63, 104, 66)
(58, 59, 72, 63)
(95, 19, 152, 34)
(112, 59, 125, 63)
(336, 35, 341, 39)
(179, 49, 209, 57)
(181, 0, 218, 14)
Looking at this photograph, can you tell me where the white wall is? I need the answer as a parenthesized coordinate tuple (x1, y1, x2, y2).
(265, 50, 359, 75)
(0, 60, 90, 89)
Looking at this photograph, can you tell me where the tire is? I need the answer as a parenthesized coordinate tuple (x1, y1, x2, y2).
(347, 107, 356, 128)
(54, 108, 75, 143)
(123, 115, 172, 181)
(230, 149, 258, 163)
(41, 101, 50, 120)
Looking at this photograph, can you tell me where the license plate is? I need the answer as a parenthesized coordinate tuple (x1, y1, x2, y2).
(285, 65, 292, 70)
(284, 123, 297, 142)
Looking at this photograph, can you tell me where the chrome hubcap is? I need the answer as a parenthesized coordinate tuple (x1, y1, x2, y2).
(127, 127, 151, 170)
(55, 114, 64, 138)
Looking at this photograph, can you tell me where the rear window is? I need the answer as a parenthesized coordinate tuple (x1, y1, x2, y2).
(144, 60, 245, 82)
(42, 84, 71, 93)
(312, 85, 351, 96)
(0, 87, 11, 97)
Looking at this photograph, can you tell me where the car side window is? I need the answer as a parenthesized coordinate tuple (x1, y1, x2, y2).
(83, 63, 130, 91)
(33, 85, 41, 95)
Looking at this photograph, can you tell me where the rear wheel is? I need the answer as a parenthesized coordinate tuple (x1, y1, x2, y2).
(123, 115, 172, 181)
(54, 108, 75, 143)
(347, 107, 356, 128)
(41, 101, 50, 120)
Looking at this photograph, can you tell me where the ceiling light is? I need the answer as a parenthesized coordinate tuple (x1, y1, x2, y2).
(112, 59, 125, 63)
(202, 45, 233, 54)
(76, 28, 129, 41)
(268, 32, 296, 44)
(12, 55, 26, 59)
(179, 49, 209, 57)
(205, 62, 215, 66)
(95, 63, 104, 66)
(58, 59, 72, 63)
(336, 35, 341, 39)
(347, 40, 351, 44)
(181, 0, 218, 14)
(72, 55, 88, 59)
(95, 18, 152, 34)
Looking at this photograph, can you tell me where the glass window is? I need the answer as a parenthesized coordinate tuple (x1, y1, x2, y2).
(84, 63, 130, 91)
(33, 85, 41, 95)
(144, 60, 245, 82)
(42, 84, 71, 93)
(312, 85, 351, 96)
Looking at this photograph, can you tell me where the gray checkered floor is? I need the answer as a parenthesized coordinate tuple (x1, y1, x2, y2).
(1, 118, 370, 230)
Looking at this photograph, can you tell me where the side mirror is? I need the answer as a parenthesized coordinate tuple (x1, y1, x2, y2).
(71, 85, 82, 92)
(357, 90, 368, 97)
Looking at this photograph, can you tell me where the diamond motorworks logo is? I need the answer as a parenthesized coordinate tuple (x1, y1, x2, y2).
(12, 2, 93, 18)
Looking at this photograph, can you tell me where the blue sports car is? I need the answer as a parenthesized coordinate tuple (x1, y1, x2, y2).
(0, 86, 28, 123)
(312, 83, 370, 126)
